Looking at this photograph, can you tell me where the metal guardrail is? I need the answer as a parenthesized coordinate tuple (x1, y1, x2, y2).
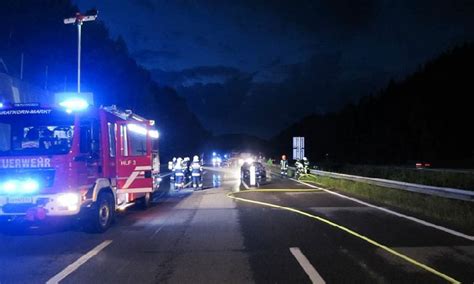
(269, 165, 474, 202)
(309, 169, 474, 202)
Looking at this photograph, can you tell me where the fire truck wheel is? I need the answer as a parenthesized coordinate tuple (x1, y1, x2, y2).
(88, 192, 114, 233)
(139, 192, 152, 210)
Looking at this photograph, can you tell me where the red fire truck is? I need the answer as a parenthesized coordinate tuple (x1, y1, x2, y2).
(0, 96, 160, 232)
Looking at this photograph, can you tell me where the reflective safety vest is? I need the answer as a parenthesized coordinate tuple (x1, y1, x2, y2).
(174, 164, 184, 176)
(280, 160, 288, 169)
(191, 162, 202, 176)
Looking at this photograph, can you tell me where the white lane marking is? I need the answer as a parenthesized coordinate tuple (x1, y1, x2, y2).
(150, 223, 166, 240)
(293, 179, 474, 242)
(46, 240, 113, 284)
(289, 247, 326, 284)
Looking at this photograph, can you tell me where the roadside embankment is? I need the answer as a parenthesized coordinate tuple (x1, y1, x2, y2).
(299, 174, 474, 235)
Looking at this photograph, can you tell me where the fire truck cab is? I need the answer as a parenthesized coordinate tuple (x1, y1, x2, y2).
(0, 96, 160, 232)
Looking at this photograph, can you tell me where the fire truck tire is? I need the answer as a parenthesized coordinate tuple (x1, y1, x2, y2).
(139, 192, 152, 210)
(87, 192, 114, 233)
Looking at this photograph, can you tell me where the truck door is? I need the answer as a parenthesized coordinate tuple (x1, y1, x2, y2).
(79, 119, 101, 184)
(115, 121, 153, 199)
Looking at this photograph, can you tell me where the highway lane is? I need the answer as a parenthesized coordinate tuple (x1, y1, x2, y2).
(234, 171, 474, 283)
(0, 166, 473, 283)
(0, 170, 253, 284)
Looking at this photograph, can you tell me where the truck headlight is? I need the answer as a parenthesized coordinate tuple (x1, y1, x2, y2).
(57, 193, 80, 211)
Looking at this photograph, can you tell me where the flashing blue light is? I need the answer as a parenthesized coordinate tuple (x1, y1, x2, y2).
(1, 179, 39, 194)
(0, 102, 4, 108)
(2, 180, 17, 193)
(59, 97, 89, 112)
(22, 180, 39, 193)
(212, 152, 216, 156)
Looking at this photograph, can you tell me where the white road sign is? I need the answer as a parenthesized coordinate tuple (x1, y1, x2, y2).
(292, 137, 305, 160)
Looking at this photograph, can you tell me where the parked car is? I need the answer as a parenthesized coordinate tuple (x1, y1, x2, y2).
(240, 161, 267, 187)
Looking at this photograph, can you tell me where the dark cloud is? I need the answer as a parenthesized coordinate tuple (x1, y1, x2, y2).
(217, 42, 237, 55)
(182, 66, 243, 78)
(226, 0, 378, 37)
(152, 52, 346, 137)
(152, 65, 246, 87)
(135, 0, 156, 11)
(132, 49, 181, 64)
(76, 0, 474, 137)
(194, 35, 210, 47)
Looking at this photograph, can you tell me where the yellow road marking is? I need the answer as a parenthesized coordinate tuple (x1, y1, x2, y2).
(238, 188, 322, 193)
(227, 190, 460, 284)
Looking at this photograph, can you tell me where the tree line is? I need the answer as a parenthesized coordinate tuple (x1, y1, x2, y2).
(272, 43, 474, 168)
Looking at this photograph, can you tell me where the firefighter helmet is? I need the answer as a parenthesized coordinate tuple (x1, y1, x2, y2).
(193, 155, 199, 162)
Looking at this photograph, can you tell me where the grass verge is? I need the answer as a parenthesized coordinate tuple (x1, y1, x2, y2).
(319, 164, 474, 190)
(300, 174, 474, 235)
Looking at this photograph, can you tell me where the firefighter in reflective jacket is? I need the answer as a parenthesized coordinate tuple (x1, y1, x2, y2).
(183, 157, 191, 183)
(295, 157, 309, 175)
(170, 157, 177, 180)
(191, 155, 203, 189)
(302, 157, 309, 173)
(174, 157, 185, 188)
(168, 158, 174, 180)
(280, 155, 288, 176)
(295, 159, 304, 176)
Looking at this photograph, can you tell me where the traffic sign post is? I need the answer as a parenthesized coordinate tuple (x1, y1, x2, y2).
(292, 137, 305, 160)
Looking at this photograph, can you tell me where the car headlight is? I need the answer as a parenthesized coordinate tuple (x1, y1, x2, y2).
(57, 193, 80, 211)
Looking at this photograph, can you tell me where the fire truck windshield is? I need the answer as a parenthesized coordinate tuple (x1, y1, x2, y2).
(0, 109, 75, 156)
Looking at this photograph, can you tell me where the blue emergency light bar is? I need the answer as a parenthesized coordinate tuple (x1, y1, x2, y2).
(55, 92, 94, 112)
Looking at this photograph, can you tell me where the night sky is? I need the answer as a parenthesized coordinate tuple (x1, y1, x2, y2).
(75, 0, 474, 138)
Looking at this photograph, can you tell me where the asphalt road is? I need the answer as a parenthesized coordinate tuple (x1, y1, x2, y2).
(0, 167, 473, 283)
